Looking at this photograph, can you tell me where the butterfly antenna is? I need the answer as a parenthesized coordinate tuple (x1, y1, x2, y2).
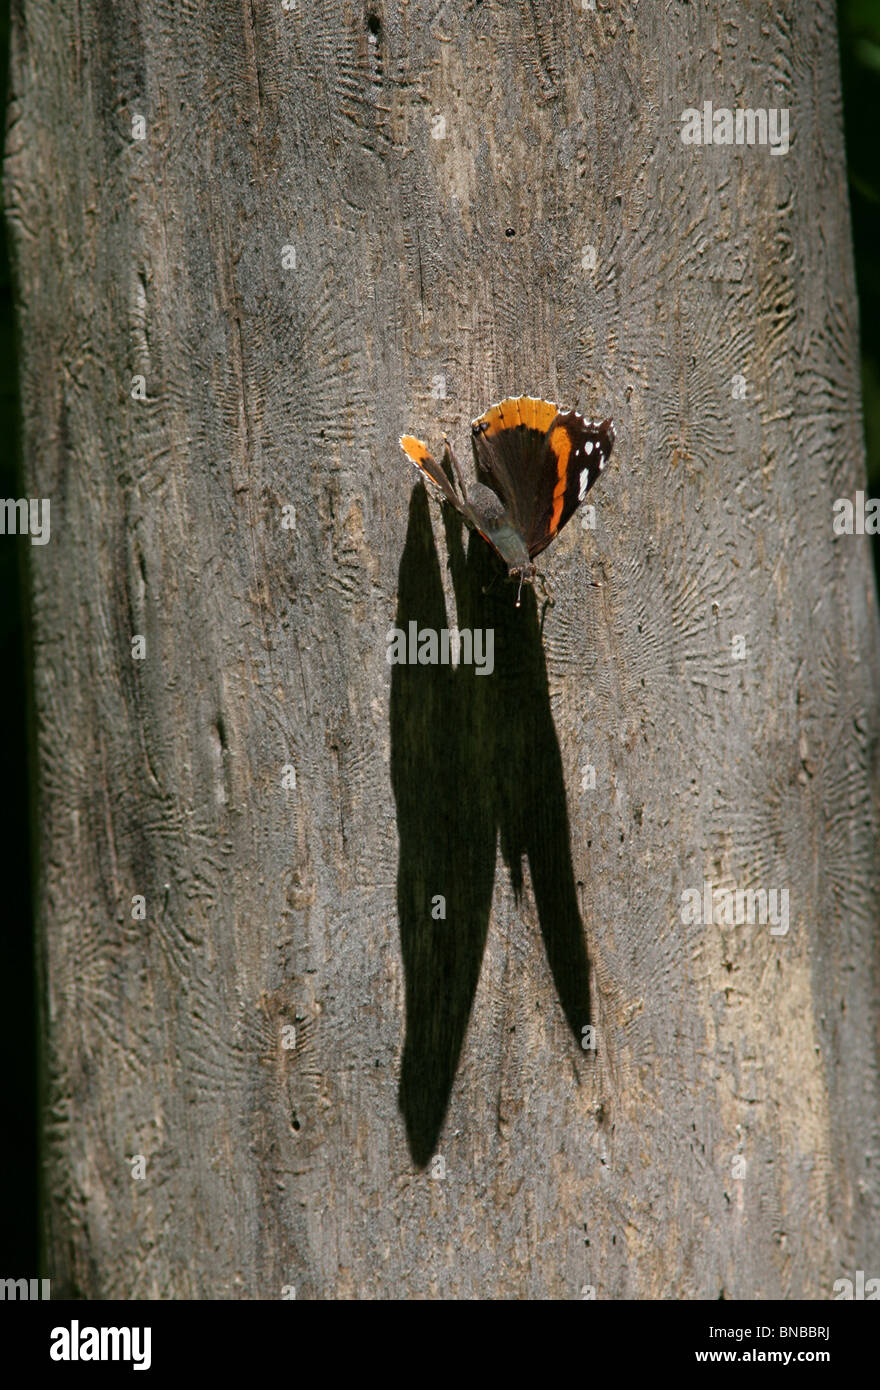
(515, 571, 525, 607)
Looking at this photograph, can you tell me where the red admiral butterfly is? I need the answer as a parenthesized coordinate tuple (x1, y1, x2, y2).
(400, 396, 615, 604)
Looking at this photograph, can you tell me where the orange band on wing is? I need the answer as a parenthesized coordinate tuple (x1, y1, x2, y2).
(400, 435, 431, 464)
(517, 397, 556, 432)
(473, 396, 559, 438)
(547, 425, 572, 531)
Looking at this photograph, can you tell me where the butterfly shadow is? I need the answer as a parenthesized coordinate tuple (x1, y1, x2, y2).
(389, 484, 591, 1168)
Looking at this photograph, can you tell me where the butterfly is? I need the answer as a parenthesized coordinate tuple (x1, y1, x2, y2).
(400, 396, 615, 604)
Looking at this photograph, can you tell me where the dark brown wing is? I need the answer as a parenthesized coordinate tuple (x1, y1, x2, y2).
(526, 413, 615, 558)
(469, 396, 560, 533)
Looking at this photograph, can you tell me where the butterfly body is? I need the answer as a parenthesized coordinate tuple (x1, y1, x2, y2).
(400, 396, 614, 603)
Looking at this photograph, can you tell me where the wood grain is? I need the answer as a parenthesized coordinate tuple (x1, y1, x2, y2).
(5, 0, 879, 1297)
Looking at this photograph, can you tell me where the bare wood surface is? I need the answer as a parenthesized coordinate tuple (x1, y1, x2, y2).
(5, 0, 879, 1297)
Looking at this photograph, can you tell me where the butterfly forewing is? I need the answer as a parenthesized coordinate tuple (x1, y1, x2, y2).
(526, 413, 615, 558)
(470, 396, 559, 533)
(399, 435, 466, 514)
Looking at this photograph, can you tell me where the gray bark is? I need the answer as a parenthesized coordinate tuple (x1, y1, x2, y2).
(5, 0, 879, 1298)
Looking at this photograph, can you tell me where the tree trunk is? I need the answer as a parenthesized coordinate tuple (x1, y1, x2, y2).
(5, 0, 879, 1298)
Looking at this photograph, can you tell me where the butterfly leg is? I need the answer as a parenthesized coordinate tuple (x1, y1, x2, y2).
(534, 567, 555, 609)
